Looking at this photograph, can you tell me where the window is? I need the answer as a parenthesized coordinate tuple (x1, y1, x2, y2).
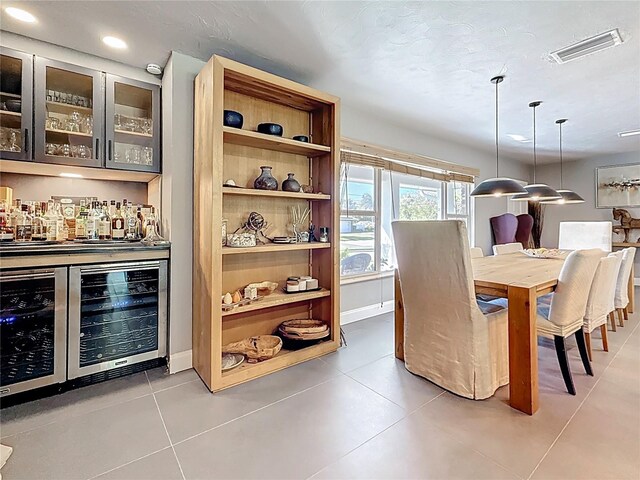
(341, 165, 474, 278)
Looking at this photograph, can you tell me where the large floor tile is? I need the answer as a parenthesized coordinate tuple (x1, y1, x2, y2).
(155, 358, 340, 443)
(0, 372, 151, 439)
(93, 447, 183, 480)
(347, 354, 444, 410)
(174, 376, 406, 480)
(1, 395, 169, 480)
(146, 366, 200, 392)
(311, 409, 517, 480)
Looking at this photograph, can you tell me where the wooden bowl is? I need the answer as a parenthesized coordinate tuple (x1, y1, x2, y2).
(223, 335, 282, 362)
(246, 281, 278, 296)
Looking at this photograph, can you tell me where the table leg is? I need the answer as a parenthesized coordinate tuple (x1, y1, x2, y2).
(507, 285, 539, 415)
(628, 262, 634, 314)
(394, 269, 405, 362)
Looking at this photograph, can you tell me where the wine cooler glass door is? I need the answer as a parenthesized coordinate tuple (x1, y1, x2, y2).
(68, 261, 167, 379)
(0, 268, 67, 397)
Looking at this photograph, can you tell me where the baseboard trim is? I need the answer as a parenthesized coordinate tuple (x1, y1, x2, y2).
(341, 300, 394, 325)
(168, 349, 192, 374)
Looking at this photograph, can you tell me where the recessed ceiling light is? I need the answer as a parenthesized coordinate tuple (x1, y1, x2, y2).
(102, 36, 127, 49)
(618, 129, 640, 138)
(146, 63, 163, 75)
(550, 29, 623, 64)
(5, 7, 37, 23)
(59, 172, 83, 178)
(507, 134, 529, 142)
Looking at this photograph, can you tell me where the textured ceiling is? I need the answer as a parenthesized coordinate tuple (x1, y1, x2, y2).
(2, 1, 639, 163)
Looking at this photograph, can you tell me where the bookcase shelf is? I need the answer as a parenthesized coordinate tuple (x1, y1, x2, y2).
(194, 55, 340, 393)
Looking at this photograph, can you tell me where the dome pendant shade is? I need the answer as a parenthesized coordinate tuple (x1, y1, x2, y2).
(541, 189, 585, 204)
(471, 177, 528, 197)
(511, 183, 562, 202)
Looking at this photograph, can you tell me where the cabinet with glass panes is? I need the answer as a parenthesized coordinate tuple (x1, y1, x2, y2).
(0, 47, 33, 161)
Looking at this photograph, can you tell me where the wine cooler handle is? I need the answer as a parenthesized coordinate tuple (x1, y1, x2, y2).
(108, 140, 112, 161)
(24, 128, 29, 153)
(79, 263, 160, 275)
(95, 138, 99, 160)
(1, 271, 55, 281)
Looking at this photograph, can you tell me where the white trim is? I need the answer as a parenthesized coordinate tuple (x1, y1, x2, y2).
(341, 269, 395, 285)
(340, 300, 395, 325)
(168, 349, 192, 374)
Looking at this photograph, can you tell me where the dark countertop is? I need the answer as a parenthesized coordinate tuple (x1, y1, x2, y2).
(0, 241, 170, 257)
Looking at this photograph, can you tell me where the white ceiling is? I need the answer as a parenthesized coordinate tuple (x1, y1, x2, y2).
(2, 1, 639, 163)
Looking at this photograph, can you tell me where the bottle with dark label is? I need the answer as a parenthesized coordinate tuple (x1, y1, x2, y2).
(75, 200, 87, 240)
(32, 202, 44, 240)
(125, 203, 140, 240)
(98, 201, 111, 240)
(15, 204, 33, 241)
(0, 201, 14, 242)
(111, 202, 125, 240)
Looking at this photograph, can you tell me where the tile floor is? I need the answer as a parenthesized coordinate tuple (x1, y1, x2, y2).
(1, 310, 639, 480)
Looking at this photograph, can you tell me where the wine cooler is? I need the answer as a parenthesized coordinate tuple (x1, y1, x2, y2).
(68, 261, 167, 379)
(0, 268, 67, 396)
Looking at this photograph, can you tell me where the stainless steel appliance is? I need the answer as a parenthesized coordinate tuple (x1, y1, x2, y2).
(0, 268, 67, 396)
(68, 261, 167, 379)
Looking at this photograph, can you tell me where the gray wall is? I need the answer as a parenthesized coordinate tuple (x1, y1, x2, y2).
(537, 151, 640, 273)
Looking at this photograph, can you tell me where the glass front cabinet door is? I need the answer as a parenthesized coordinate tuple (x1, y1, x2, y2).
(0, 48, 33, 161)
(34, 57, 104, 167)
(105, 75, 160, 173)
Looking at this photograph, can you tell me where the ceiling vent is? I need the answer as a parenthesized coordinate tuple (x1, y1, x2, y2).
(550, 29, 623, 64)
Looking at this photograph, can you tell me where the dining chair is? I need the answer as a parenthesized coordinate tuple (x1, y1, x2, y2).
(536, 249, 604, 395)
(470, 247, 484, 259)
(492, 242, 523, 255)
(583, 254, 623, 359)
(614, 247, 636, 327)
(392, 220, 509, 400)
(515, 214, 533, 247)
(607, 251, 624, 332)
(558, 221, 613, 252)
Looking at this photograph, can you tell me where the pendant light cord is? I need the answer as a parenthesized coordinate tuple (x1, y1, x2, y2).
(533, 105, 537, 184)
(559, 122, 564, 188)
(495, 79, 499, 178)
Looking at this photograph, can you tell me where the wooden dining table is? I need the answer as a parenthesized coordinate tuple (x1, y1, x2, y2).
(394, 250, 633, 416)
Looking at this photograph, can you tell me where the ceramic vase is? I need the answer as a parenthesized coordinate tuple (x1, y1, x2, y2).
(282, 173, 301, 192)
(254, 166, 278, 191)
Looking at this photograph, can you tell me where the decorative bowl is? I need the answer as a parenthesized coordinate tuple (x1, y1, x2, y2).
(245, 281, 278, 296)
(257, 122, 283, 136)
(223, 335, 282, 362)
(223, 110, 243, 128)
(292, 135, 309, 143)
(5, 99, 21, 113)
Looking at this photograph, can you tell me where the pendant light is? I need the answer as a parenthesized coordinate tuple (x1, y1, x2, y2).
(541, 119, 585, 204)
(471, 76, 528, 197)
(512, 101, 562, 202)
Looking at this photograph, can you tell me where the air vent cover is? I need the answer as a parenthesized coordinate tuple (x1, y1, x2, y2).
(550, 29, 623, 64)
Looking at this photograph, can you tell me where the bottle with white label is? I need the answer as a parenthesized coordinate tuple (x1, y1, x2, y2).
(111, 202, 125, 240)
(98, 201, 111, 240)
(86, 202, 99, 240)
(14, 204, 33, 242)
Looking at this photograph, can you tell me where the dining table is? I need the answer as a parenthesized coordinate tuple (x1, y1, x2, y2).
(393, 250, 634, 416)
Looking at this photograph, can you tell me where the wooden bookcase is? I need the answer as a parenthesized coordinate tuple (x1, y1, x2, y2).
(193, 55, 340, 392)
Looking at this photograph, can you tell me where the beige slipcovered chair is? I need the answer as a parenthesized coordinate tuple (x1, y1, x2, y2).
(392, 220, 509, 400)
(558, 221, 612, 252)
(583, 253, 623, 359)
(614, 247, 636, 327)
(492, 242, 523, 256)
(470, 247, 484, 259)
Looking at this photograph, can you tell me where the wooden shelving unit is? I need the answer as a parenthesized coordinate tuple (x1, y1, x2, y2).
(0, 110, 21, 117)
(194, 55, 340, 392)
(613, 242, 640, 247)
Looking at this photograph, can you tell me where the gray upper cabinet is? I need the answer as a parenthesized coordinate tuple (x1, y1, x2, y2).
(34, 57, 104, 168)
(105, 75, 160, 173)
(0, 47, 34, 162)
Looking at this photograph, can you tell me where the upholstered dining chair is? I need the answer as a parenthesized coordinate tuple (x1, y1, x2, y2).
(392, 220, 509, 400)
(492, 242, 523, 255)
(614, 247, 636, 327)
(583, 254, 623, 359)
(558, 221, 613, 252)
(607, 251, 624, 332)
(490, 213, 518, 245)
(470, 247, 484, 259)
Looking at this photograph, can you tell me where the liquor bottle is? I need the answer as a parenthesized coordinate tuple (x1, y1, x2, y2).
(55, 202, 67, 241)
(111, 202, 125, 240)
(98, 201, 111, 240)
(43, 200, 58, 241)
(86, 202, 99, 240)
(125, 203, 140, 240)
(109, 200, 116, 217)
(8, 199, 21, 227)
(75, 200, 87, 240)
(136, 206, 144, 238)
(14, 204, 33, 241)
(61, 198, 76, 240)
(31, 202, 44, 240)
(0, 201, 14, 242)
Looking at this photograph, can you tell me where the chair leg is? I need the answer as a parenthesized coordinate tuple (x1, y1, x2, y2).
(610, 311, 617, 332)
(584, 331, 592, 361)
(554, 336, 576, 395)
(575, 329, 594, 376)
(618, 308, 625, 327)
(600, 324, 609, 352)
(624, 306, 629, 320)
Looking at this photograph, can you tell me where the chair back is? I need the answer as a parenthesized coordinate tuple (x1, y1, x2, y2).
(614, 247, 636, 308)
(585, 254, 623, 322)
(490, 213, 518, 245)
(515, 214, 533, 247)
(492, 242, 523, 255)
(558, 221, 612, 252)
(470, 247, 484, 259)
(549, 249, 604, 327)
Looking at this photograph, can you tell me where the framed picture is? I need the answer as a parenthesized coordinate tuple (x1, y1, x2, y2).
(596, 163, 640, 208)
